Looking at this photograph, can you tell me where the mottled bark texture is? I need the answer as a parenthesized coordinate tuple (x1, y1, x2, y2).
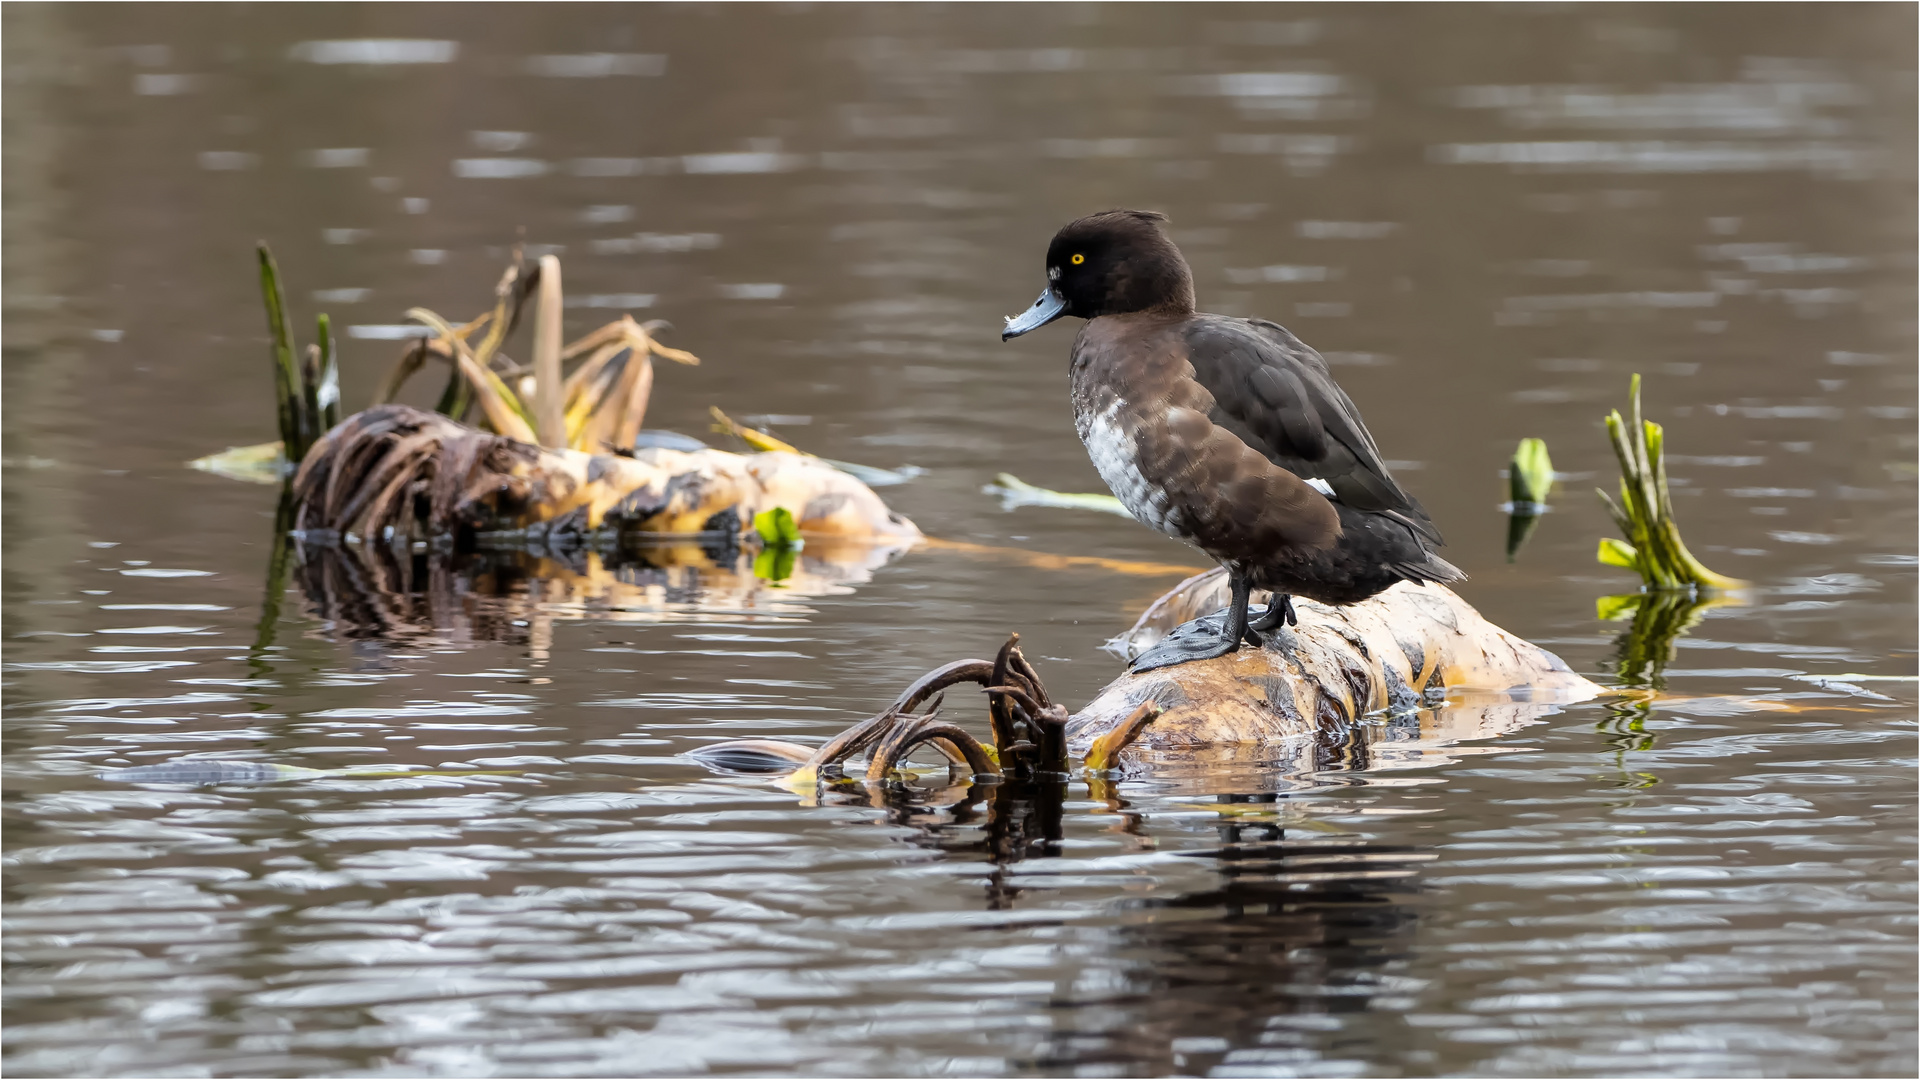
(1072, 568, 1601, 768)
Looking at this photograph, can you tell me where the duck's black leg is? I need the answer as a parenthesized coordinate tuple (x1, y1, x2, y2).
(1129, 573, 1259, 672)
(1222, 574, 1261, 648)
(1248, 594, 1297, 631)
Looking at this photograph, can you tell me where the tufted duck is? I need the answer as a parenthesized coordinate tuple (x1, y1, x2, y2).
(1002, 209, 1463, 671)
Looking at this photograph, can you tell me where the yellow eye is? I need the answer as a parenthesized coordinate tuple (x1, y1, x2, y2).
(1071, 253, 1085, 265)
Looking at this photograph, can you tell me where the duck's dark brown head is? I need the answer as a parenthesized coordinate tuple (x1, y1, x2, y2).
(1002, 209, 1196, 340)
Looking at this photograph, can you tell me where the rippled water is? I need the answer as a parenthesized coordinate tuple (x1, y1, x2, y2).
(4, 5, 1915, 1077)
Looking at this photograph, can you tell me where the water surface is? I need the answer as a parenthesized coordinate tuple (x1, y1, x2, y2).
(4, 5, 1915, 1076)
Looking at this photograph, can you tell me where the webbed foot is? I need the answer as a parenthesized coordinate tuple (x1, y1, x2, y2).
(1129, 612, 1255, 672)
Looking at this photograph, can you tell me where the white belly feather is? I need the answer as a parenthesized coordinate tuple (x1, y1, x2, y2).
(1079, 402, 1185, 537)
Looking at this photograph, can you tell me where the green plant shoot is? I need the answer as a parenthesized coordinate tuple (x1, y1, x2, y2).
(752, 507, 801, 583)
(753, 506, 802, 547)
(257, 243, 306, 459)
(256, 243, 340, 464)
(1509, 437, 1554, 506)
(1594, 375, 1745, 592)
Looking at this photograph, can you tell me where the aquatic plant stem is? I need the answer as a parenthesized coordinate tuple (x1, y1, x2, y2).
(532, 255, 566, 448)
(406, 307, 538, 443)
(1595, 375, 1745, 591)
(257, 243, 308, 459)
(315, 314, 341, 432)
(247, 484, 298, 677)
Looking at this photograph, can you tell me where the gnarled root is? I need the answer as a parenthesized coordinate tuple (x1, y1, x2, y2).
(864, 710, 999, 784)
(292, 406, 541, 543)
(692, 634, 1060, 788)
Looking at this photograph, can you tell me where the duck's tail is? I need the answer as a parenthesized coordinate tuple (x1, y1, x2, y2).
(1391, 551, 1466, 587)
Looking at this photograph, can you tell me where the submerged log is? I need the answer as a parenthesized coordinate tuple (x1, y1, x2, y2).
(1071, 567, 1602, 768)
(290, 404, 921, 546)
(694, 571, 1603, 792)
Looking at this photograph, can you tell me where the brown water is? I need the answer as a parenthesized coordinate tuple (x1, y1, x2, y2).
(4, 5, 1916, 1076)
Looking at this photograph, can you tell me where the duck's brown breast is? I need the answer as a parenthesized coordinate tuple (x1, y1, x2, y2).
(1070, 315, 1340, 562)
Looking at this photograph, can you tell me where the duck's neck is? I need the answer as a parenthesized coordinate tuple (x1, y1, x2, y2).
(1102, 271, 1195, 318)
(1137, 295, 1196, 317)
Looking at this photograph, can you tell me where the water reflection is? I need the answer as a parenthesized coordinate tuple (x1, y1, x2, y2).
(1600, 589, 1742, 689)
(1054, 814, 1428, 1076)
(1092, 696, 1566, 798)
(868, 779, 1069, 911)
(835, 771, 1433, 1073)
(293, 536, 912, 643)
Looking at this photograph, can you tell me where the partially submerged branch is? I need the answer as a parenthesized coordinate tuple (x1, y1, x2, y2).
(290, 404, 922, 549)
(1079, 569, 1601, 766)
(687, 634, 1070, 788)
(693, 573, 1601, 789)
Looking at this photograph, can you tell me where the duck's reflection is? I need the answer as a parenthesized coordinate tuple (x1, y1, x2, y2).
(1038, 805, 1429, 1075)
(869, 774, 1429, 1072)
(290, 535, 912, 644)
(859, 696, 1580, 1073)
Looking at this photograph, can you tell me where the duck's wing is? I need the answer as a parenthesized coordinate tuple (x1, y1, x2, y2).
(1182, 315, 1445, 546)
